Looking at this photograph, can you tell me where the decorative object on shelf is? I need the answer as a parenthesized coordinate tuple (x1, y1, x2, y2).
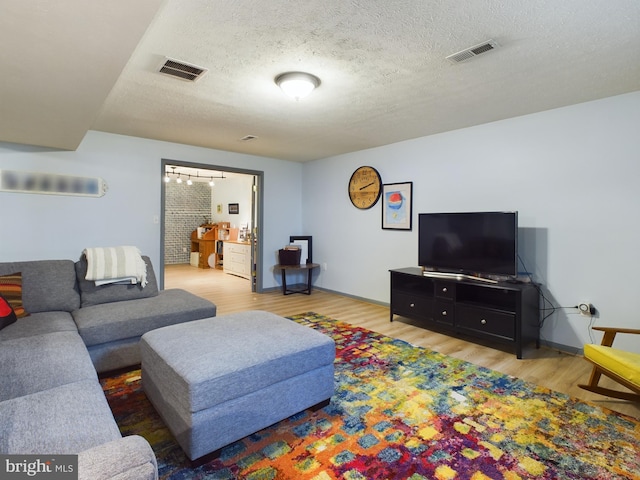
(0, 169, 108, 197)
(275, 72, 320, 100)
(348, 166, 382, 210)
(382, 181, 413, 230)
(238, 224, 249, 241)
(228, 203, 239, 214)
(289, 236, 312, 264)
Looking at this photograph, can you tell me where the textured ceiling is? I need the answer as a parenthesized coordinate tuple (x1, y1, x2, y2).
(0, 0, 163, 150)
(2, 0, 639, 161)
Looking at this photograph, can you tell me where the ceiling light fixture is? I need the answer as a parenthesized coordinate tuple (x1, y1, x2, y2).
(164, 166, 175, 183)
(275, 72, 320, 101)
(163, 168, 227, 185)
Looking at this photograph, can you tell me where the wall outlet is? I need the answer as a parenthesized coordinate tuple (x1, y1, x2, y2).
(578, 303, 595, 316)
(322, 262, 328, 271)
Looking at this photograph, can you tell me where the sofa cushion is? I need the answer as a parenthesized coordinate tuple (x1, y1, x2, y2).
(0, 311, 78, 342)
(73, 289, 216, 347)
(75, 256, 159, 307)
(0, 379, 122, 454)
(87, 337, 144, 373)
(78, 436, 158, 480)
(0, 331, 97, 402)
(0, 260, 80, 313)
(0, 294, 18, 330)
(0, 272, 28, 318)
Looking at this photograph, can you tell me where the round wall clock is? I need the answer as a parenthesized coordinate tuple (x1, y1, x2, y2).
(348, 166, 382, 209)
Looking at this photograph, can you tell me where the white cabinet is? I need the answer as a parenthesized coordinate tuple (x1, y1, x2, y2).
(223, 242, 251, 279)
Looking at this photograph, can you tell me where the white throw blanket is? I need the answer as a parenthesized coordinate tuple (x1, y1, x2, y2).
(83, 246, 148, 287)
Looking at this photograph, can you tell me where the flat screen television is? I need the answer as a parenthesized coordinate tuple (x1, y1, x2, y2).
(418, 211, 518, 280)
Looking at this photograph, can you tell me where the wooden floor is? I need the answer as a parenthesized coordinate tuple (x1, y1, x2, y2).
(165, 264, 639, 419)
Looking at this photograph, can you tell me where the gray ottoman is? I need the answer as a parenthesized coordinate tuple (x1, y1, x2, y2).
(139, 310, 335, 461)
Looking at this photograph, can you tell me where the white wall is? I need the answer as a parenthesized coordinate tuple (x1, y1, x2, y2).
(211, 175, 254, 229)
(0, 131, 303, 291)
(2, 93, 638, 353)
(302, 92, 640, 353)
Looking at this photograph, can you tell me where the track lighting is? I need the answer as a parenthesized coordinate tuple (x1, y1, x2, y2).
(163, 168, 226, 185)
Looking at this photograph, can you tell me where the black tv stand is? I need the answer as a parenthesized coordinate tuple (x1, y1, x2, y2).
(390, 267, 540, 359)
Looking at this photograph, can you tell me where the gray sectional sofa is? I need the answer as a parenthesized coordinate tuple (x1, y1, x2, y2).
(0, 256, 217, 479)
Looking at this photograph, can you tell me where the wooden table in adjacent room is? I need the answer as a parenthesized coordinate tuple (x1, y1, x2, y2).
(273, 263, 320, 295)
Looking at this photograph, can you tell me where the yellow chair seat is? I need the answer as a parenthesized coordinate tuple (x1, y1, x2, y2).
(584, 344, 640, 390)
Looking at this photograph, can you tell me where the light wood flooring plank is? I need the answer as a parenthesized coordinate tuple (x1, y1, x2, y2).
(165, 264, 639, 419)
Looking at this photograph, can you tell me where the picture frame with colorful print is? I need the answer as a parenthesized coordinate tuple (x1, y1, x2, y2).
(382, 182, 413, 230)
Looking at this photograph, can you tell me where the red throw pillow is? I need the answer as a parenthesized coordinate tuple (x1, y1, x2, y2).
(0, 293, 17, 330)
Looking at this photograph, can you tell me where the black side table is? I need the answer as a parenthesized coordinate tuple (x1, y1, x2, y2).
(273, 263, 320, 295)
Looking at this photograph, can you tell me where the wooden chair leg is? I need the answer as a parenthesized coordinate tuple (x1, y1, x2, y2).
(586, 365, 602, 388)
(579, 366, 640, 402)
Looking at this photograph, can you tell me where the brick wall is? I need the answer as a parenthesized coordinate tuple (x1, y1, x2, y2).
(164, 182, 211, 264)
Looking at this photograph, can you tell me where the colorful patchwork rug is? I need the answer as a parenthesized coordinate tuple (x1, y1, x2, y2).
(101, 312, 640, 479)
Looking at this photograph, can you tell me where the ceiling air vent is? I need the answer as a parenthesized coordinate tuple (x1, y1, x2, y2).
(158, 58, 208, 82)
(446, 40, 499, 64)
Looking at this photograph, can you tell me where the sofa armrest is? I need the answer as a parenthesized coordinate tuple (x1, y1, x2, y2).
(78, 435, 157, 480)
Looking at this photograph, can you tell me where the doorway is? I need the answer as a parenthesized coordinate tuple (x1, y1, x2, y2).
(159, 159, 263, 293)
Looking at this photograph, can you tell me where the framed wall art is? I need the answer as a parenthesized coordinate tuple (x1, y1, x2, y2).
(289, 235, 312, 264)
(228, 203, 239, 214)
(382, 182, 413, 230)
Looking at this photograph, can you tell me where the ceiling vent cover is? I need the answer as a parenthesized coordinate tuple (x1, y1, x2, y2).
(446, 40, 499, 64)
(158, 58, 208, 82)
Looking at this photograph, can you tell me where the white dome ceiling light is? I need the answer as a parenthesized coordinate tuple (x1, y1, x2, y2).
(275, 72, 320, 101)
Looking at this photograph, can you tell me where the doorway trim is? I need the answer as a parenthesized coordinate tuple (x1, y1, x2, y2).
(159, 158, 264, 292)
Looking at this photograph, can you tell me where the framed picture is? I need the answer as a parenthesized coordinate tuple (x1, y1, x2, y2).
(382, 182, 413, 230)
(216, 203, 222, 214)
(228, 203, 239, 214)
(289, 235, 312, 264)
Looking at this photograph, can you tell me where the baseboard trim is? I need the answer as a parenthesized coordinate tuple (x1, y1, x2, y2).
(539, 339, 583, 356)
(313, 286, 389, 307)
